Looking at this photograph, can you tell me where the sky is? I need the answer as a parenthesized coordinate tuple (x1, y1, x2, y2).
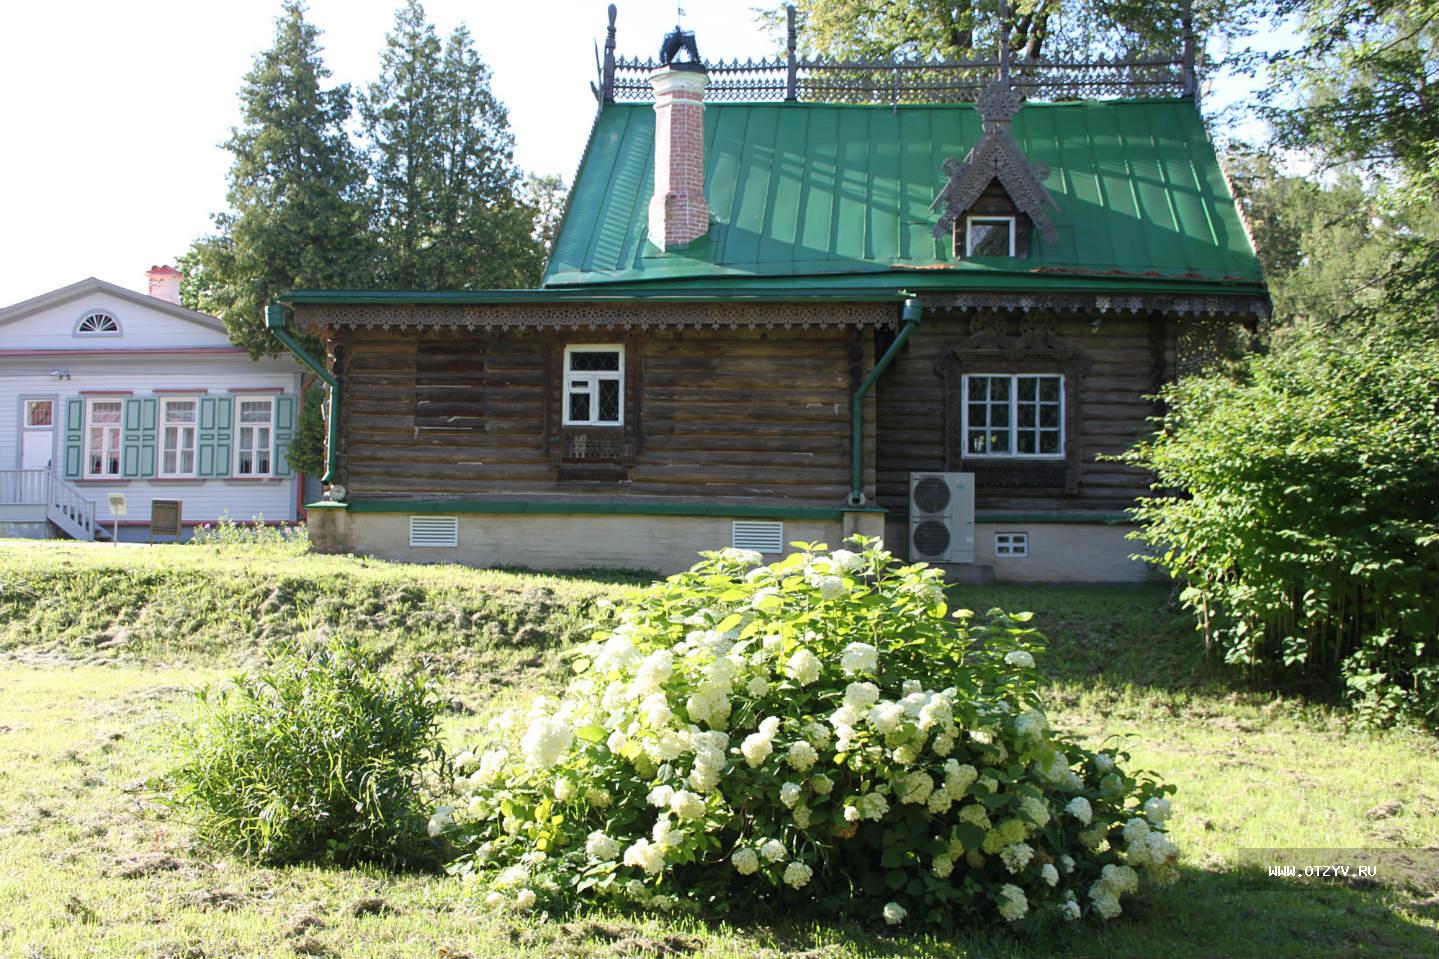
(0, 0, 1281, 308)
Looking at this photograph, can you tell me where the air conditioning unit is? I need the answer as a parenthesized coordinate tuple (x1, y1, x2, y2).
(909, 472, 975, 564)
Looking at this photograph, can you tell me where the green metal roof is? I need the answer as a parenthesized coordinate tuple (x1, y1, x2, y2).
(543, 99, 1264, 294)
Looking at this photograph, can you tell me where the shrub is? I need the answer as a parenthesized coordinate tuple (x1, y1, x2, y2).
(189, 512, 309, 553)
(440, 539, 1177, 928)
(166, 636, 447, 867)
(1120, 329, 1439, 728)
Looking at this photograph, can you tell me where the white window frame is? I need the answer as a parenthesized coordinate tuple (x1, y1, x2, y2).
(158, 397, 200, 478)
(562, 344, 625, 427)
(964, 215, 1017, 257)
(960, 373, 1065, 459)
(74, 310, 121, 337)
(995, 532, 1029, 558)
(83, 398, 124, 478)
(234, 396, 276, 477)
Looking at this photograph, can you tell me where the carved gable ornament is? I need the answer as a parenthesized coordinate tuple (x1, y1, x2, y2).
(931, 80, 1059, 243)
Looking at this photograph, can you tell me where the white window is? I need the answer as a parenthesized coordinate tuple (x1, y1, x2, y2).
(563, 345, 624, 427)
(995, 532, 1029, 557)
(84, 399, 123, 477)
(962, 374, 1064, 457)
(75, 311, 120, 335)
(235, 398, 274, 476)
(160, 398, 198, 477)
(961, 215, 1016, 257)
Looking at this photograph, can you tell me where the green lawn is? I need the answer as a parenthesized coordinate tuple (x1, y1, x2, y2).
(1, 541, 1435, 958)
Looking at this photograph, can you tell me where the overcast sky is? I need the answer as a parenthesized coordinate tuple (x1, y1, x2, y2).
(0, 0, 1274, 307)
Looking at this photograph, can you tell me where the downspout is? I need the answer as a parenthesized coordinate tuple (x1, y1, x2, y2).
(848, 296, 922, 506)
(265, 304, 339, 486)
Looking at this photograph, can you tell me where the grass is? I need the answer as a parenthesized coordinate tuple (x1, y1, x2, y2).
(0, 540, 1436, 958)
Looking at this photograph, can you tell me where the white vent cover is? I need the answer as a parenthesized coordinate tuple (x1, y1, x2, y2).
(909, 472, 976, 564)
(732, 520, 784, 554)
(409, 515, 459, 548)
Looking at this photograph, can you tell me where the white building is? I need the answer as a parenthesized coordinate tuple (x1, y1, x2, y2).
(0, 268, 304, 540)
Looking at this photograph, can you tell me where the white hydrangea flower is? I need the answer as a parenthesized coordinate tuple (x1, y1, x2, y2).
(1094, 752, 1115, 774)
(868, 701, 905, 734)
(1004, 649, 1036, 669)
(746, 674, 770, 698)
(883, 901, 907, 925)
(999, 843, 1034, 873)
(843, 804, 861, 822)
(741, 731, 774, 767)
(477, 747, 508, 782)
(779, 781, 804, 808)
(858, 791, 889, 821)
(930, 731, 955, 756)
(803, 721, 831, 750)
(759, 838, 786, 862)
(1018, 795, 1051, 828)
(426, 805, 454, 837)
(829, 548, 864, 572)
(997, 883, 1028, 921)
(647, 784, 675, 808)
(484, 890, 504, 906)
(520, 715, 573, 768)
(786, 649, 822, 685)
(685, 688, 731, 727)
(944, 761, 979, 800)
(639, 692, 673, 727)
(1061, 896, 1082, 920)
(1042, 863, 1060, 887)
(1122, 817, 1151, 846)
(782, 861, 813, 889)
(810, 773, 835, 795)
(669, 789, 707, 821)
(793, 805, 812, 829)
(843, 681, 880, 709)
(731, 846, 759, 875)
(786, 740, 818, 771)
(898, 771, 934, 805)
(814, 575, 846, 600)
(932, 853, 955, 878)
(1143, 796, 1172, 824)
(553, 777, 576, 801)
(1064, 796, 1093, 826)
(1014, 709, 1048, 741)
(892, 744, 918, 764)
(719, 547, 764, 566)
(1090, 889, 1122, 920)
(1060, 854, 1075, 874)
(644, 728, 689, 764)
(623, 838, 666, 876)
(958, 803, 991, 829)
(515, 888, 537, 910)
(586, 831, 621, 861)
(840, 642, 879, 676)
(926, 790, 953, 815)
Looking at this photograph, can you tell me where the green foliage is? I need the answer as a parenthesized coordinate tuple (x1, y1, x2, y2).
(181, 0, 374, 358)
(361, 1, 544, 289)
(284, 383, 328, 479)
(187, 513, 309, 553)
(1120, 328, 1439, 727)
(444, 539, 1176, 928)
(761, 0, 1254, 62)
(165, 636, 447, 867)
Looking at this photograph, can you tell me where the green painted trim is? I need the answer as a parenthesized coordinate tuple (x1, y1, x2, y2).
(975, 512, 1133, 525)
(852, 297, 921, 504)
(265, 305, 339, 485)
(305, 501, 349, 510)
(339, 499, 882, 521)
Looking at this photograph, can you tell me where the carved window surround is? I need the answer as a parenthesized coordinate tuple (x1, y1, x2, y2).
(938, 327, 1091, 493)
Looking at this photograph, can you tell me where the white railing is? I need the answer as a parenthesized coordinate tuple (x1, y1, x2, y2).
(0, 468, 49, 505)
(48, 473, 98, 540)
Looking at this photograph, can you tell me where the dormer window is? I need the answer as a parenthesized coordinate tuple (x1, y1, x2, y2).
(75, 311, 120, 335)
(960, 216, 1016, 258)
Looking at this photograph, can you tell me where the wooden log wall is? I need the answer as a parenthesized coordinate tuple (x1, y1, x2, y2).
(873, 311, 1174, 516)
(334, 324, 868, 506)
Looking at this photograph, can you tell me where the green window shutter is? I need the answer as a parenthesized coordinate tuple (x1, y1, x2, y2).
(273, 394, 296, 477)
(63, 398, 84, 479)
(197, 396, 234, 477)
(122, 397, 158, 478)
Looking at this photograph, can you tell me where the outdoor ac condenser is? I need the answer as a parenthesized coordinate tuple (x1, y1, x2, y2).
(908, 472, 976, 564)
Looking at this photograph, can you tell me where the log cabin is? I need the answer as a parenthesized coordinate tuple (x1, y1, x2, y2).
(274, 8, 1267, 582)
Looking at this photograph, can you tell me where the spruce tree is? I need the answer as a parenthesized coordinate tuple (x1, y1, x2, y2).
(362, 3, 544, 290)
(181, 0, 372, 357)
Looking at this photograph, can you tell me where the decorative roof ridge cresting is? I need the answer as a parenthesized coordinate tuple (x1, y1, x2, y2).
(596, 1, 1199, 106)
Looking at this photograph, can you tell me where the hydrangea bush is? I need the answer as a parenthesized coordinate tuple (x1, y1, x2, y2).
(440, 538, 1177, 928)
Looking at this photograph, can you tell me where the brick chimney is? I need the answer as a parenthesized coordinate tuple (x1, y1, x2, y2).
(648, 64, 710, 250)
(146, 265, 182, 305)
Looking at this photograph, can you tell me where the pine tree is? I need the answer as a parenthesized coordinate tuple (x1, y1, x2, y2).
(181, 0, 373, 357)
(362, 3, 544, 290)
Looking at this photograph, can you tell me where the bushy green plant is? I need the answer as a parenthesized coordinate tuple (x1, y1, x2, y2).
(1121, 328, 1439, 727)
(166, 636, 447, 867)
(439, 539, 1177, 928)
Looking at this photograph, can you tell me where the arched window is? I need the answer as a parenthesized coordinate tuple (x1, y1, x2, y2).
(75, 311, 120, 335)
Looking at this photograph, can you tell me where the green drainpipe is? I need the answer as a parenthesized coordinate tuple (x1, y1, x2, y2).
(265, 304, 339, 486)
(848, 296, 922, 506)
